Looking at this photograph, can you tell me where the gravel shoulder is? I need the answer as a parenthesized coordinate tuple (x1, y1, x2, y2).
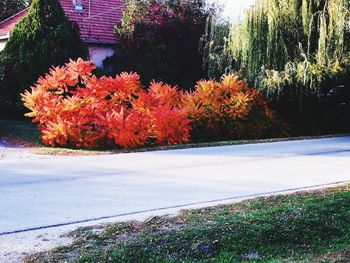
(0, 140, 38, 161)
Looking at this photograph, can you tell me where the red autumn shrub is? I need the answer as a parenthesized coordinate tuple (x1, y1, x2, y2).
(182, 74, 276, 142)
(22, 59, 281, 149)
(22, 58, 191, 148)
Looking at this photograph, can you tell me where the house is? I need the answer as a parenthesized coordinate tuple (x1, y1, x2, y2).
(0, 0, 125, 67)
(0, 9, 28, 51)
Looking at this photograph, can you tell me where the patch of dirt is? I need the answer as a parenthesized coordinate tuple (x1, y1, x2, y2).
(0, 228, 74, 263)
(315, 249, 350, 262)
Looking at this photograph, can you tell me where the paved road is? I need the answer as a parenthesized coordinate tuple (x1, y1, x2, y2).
(0, 137, 350, 236)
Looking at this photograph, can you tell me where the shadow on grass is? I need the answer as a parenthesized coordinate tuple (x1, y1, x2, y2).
(0, 119, 41, 147)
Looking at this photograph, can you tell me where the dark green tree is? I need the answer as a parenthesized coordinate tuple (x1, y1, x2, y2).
(0, 0, 28, 21)
(0, 0, 88, 116)
(107, 0, 208, 90)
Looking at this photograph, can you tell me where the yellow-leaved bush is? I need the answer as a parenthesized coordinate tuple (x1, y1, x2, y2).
(183, 75, 280, 141)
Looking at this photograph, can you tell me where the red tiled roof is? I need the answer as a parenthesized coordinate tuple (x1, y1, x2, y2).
(59, 0, 125, 44)
(0, 0, 125, 44)
(0, 8, 29, 38)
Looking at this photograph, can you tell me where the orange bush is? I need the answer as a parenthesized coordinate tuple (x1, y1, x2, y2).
(22, 59, 280, 149)
(22, 59, 191, 148)
(182, 74, 275, 141)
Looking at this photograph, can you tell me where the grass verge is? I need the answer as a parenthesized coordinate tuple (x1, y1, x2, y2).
(1, 119, 350, 156)
(25, 185, 350, 262)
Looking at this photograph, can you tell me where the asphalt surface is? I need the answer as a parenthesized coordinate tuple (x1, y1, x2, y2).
(0, 137, 350, 236)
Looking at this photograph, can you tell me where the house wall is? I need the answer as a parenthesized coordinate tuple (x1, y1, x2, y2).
(88, 44, 114, 68)
(0, 39, 7, 51)
(0, 39, 114, 68)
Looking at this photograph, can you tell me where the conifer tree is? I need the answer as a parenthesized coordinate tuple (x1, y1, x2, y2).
(0, 0, 28, 21)
(0, 0, 88, 115)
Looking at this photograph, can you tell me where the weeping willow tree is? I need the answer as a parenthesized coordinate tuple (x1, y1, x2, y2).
(201, 16, 232, 79)
(206, 0, 350, 113)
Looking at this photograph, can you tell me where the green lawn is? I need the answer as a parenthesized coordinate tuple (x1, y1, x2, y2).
(25, 185, 350, 263)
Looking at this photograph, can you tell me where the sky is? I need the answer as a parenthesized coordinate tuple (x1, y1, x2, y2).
(206, 0, 256, 22)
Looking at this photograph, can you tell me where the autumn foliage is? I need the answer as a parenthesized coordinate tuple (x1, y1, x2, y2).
(183, 75, 275, 141)
(22, 59, 190, 148)
(22, 59, 277, 149)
